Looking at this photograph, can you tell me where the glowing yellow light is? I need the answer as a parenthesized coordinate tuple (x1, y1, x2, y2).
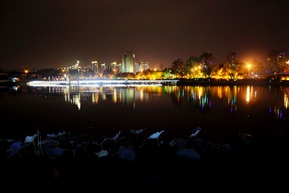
(247, 64, 251, 70)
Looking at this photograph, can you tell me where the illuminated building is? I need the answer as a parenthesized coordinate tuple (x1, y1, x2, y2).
(134, 60, 150, 73)
(91, 61, 98, 72)
(121, 51, 135, 73)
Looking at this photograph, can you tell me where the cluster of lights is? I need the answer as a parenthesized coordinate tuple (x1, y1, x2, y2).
(26, 79, 178, 87)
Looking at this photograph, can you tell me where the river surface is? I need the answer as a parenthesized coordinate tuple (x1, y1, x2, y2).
(1, 84, 288, 141)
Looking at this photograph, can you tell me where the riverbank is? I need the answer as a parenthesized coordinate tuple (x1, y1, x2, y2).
(7, 78, 289, 88)
(177, 78, 289, 86)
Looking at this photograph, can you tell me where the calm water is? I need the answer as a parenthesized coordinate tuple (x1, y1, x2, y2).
(1, 84, 288, 140)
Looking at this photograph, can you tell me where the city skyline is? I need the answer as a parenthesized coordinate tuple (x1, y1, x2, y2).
(1, 0, 288, 70)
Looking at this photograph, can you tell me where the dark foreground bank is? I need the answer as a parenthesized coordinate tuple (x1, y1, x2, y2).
(1, 127, 289, 191)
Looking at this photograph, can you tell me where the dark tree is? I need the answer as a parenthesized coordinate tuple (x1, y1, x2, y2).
(268, 49, 287, 79)
(223, 52, 240, 79)
(200, 52, 215, 78)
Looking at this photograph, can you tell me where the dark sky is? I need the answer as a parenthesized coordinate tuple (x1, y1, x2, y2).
(1, 0, 288, 70)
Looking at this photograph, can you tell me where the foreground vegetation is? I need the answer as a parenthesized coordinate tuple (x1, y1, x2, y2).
(1, 125, 288, 191)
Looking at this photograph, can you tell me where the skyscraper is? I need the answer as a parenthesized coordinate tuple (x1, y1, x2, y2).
(121, 51, 135, 73)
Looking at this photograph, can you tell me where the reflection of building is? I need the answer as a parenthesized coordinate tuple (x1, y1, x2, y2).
(89, 87, 150, 108)
(63, 87, 81, 110)
(121, 51, 135, 73)
(134, 87, 149, 101)
(120, 88, 135, 107)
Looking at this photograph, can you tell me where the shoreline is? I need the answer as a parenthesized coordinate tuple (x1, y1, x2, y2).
(17, 78, 289, 87)
(176, 78, 289, 86)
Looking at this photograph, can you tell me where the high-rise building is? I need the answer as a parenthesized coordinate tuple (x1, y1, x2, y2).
(140, 61, 149, 71)
(100, 63, 106, 74)
(121, 51, 135, 73)
(134, 60, 141, 74)
(91, 61, 98, 72)
(110, 62, 121, 74)
(134, 60, 150, 73)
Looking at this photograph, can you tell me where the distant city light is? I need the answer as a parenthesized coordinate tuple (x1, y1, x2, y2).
(26, 79, 178, 87)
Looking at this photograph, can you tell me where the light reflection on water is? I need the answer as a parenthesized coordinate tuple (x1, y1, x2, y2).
(39, 85, 288, 114)
(1, 85, 288, 138)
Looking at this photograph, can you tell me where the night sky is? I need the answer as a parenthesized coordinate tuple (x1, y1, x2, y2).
(1, 0, 288, 70)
